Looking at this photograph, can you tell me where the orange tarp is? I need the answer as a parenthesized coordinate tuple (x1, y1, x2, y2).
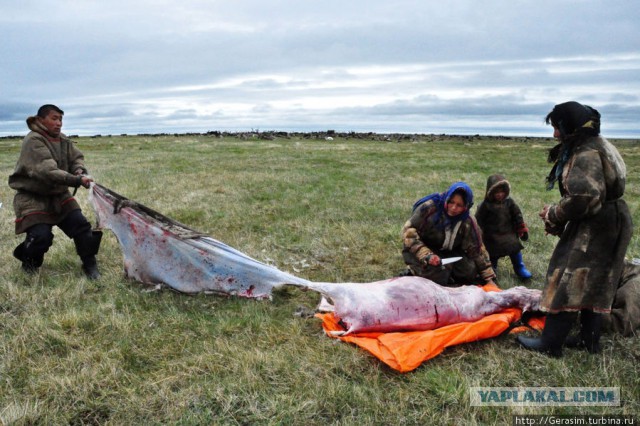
(316, 284, 543, 372)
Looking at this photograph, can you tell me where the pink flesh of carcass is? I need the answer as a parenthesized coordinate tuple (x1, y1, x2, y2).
(88, 184, 310, 299)
(305, 276, 541, 335)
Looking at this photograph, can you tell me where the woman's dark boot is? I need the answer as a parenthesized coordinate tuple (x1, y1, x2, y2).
(510, 252, 532, 279)
(516, 312, 576, 357)
(565, 310, 602, 354)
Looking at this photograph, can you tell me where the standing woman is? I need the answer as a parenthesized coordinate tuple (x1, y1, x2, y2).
(517, 101, 632, 357)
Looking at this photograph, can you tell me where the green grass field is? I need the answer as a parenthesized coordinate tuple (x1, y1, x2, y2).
(1, 134, 639, 425)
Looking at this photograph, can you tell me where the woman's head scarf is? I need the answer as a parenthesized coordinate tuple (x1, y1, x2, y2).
(545, 101, 600, 138)
(412, 181, 474, 228)
(545, 101, 601, 190)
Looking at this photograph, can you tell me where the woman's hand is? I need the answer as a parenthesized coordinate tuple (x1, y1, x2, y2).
(426, 254, 441, 266)
(539, 205, 550, 220)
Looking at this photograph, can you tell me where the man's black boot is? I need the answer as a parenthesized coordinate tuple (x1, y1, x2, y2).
(74, 230, 102, 280)
(14, 242, 42, 275)
(81, 256, 101, 280)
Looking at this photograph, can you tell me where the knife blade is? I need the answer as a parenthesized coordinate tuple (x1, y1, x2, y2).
(440, 256, 463, 265)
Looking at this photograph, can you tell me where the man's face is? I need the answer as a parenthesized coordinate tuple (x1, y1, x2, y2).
(40, 111, 63, 136)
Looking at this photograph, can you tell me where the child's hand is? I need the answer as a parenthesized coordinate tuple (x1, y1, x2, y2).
(517, 223, 529, 241)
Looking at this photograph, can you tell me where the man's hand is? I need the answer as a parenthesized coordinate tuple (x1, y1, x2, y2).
(80, 175, 94, 188)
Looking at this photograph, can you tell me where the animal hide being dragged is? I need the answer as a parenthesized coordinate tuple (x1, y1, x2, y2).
(88, 183, 310, 299)
(304, 276, 541, 335)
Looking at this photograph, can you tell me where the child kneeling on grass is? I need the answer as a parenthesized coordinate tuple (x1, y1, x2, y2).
(475, 174, 531, 279)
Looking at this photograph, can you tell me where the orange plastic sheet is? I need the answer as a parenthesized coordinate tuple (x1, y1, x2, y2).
(316, 284, 543, 372)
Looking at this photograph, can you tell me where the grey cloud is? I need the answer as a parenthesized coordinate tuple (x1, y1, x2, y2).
(1, 1, 639, 137)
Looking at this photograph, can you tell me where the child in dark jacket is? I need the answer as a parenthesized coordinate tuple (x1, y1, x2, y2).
(475, 174, 532, 279)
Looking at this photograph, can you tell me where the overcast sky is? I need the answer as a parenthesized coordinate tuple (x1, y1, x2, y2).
(1, 0, 639, 137)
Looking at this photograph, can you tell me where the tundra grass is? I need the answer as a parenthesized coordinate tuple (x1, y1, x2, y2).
(0, 134, 639, 425)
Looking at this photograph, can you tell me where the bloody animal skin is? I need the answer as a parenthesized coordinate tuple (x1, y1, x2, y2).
(304, 276, 541, 335)
(88, 184, 310, 298)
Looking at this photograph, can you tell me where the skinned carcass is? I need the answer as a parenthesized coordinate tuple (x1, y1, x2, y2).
(88, 183, 310, 298)
(304, 277, 541, 335)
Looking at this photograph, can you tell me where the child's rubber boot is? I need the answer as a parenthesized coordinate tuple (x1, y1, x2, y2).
(510, 252, 532, 279)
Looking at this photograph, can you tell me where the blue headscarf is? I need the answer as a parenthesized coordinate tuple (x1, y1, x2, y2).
(412, 181, 474, 228)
